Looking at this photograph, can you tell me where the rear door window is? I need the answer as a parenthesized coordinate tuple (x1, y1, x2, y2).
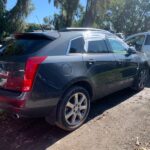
(0, 37, 50, 56)
(87, 39, 108, 53)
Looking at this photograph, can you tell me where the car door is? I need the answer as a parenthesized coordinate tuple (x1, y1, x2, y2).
(83, 35, 119, 99)
(107, 37, 139, 87)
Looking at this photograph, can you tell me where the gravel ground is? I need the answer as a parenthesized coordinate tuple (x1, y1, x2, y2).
(0, 83, 149, 150)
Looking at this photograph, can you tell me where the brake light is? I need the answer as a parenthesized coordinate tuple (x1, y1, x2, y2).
(22, 56, 47, 92)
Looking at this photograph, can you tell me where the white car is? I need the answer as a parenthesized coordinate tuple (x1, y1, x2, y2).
(0, 44, 2, 48)
(125, 32, 150, 66)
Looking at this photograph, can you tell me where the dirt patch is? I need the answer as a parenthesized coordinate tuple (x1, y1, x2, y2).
(0, 85, 149, 150)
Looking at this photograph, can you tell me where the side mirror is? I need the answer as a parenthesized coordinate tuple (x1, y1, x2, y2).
(127, 46, 137, 54)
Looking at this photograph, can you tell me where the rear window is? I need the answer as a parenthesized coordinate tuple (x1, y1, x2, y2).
(0, 38, 50, 56)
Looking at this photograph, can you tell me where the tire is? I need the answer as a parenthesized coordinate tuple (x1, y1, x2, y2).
(56, 86, 91, 131)
(132, 67, 149, 91)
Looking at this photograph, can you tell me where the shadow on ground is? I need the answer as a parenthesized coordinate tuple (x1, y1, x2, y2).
(0, 81, 149, 150)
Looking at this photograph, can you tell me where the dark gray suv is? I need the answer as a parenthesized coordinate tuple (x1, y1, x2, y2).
(0, 28, 148, 131)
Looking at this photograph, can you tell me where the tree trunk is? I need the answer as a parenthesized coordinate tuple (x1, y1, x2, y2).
(82, 0, 97, 27)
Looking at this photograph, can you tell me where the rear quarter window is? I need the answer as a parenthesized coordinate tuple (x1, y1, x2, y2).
(69, 37, 85, 53)
(0, 38, 50, 56)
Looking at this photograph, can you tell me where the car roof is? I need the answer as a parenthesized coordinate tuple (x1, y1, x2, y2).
(28, 28, 115, 40)
(60, 28, 114, 38)
(13, 28, 122, 56)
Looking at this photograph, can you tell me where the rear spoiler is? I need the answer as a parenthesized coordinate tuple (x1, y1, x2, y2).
(15, 31, 60, 40)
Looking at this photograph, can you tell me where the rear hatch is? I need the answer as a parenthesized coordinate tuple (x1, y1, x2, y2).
(0, 33, 53, 92)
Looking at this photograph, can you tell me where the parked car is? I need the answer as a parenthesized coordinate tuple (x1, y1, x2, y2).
(0, 28, 149, 131)
(125, 32, 150, 67)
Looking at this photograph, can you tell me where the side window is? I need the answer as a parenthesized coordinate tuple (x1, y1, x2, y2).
(69, 37, 85, 53)
(108, 38, 128, 54)
(126, 35, 145, 51)
(87, 39, 108, 53)
(145, 35, 150, 45)
(126, 37, 136, 46)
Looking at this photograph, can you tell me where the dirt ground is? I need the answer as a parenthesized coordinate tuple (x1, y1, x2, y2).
(0, 83, 149, 150)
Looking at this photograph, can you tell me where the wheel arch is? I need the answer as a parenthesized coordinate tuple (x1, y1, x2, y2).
(55, 78, 93, 129)
(61, 78, 94, 101)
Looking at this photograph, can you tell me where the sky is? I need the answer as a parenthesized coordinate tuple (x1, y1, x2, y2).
(6, 0, 87, 24)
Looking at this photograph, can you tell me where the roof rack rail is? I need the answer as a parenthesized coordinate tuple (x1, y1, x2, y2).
(59, 27, 109, 32)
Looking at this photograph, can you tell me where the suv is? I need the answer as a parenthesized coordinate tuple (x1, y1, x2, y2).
(125, 32, 150, 67)
(0, 28, 148, 131)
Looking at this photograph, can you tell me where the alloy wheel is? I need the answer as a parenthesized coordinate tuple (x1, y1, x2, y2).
(138, 69, 148, 89)
(65, 92, 88, 126)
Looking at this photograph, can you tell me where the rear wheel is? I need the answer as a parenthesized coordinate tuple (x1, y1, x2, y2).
(132, 67, 149, 91)
(56, 86, 90, 131)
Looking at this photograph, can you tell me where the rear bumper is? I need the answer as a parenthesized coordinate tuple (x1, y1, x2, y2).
(0, 102, 57, 118)
(0, 90, 59, 124)
(0, 90, 27, 113)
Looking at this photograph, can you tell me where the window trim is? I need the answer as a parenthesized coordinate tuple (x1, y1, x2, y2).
(67, 36, 85, 55)
(85, 38, 109, 54)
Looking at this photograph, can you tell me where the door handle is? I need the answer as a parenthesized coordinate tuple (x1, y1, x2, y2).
(88, 59, 96, 65)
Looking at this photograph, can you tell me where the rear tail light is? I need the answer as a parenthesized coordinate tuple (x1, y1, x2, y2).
(22, 56, 47, 92)
(0, 56, 47, 92)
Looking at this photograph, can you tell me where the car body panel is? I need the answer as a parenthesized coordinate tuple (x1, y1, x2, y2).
(83, 53, 120, 99)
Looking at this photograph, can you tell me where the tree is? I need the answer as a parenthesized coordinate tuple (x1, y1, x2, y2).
(109, 0, 150, 35)
(25, 23, 42, 32)
(0, 0, 33, 41)
(48, 0, 80, 29)
(43, 16, 51, 25)
(72, 4, 85, 27)
(82, 0, 110, 27)
(82, 0, 150, 34)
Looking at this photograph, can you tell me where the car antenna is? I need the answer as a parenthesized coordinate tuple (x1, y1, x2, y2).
(36, 16, 45, 32)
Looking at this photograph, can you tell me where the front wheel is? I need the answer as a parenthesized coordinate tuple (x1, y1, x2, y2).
(56, 86, 90, 131)
(132, 68, 149, 91)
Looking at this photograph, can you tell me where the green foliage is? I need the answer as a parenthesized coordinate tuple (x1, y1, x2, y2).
(72, 4, 85, 27)
(73, 0, 150, 35)
(1, 0, 150, 41)
(25, 23, 42, 32)
(82, 0, 110, 27)
(48, 0, 80, 29)
(0, 0, 34, 41)
(109, 0, 150, 35)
